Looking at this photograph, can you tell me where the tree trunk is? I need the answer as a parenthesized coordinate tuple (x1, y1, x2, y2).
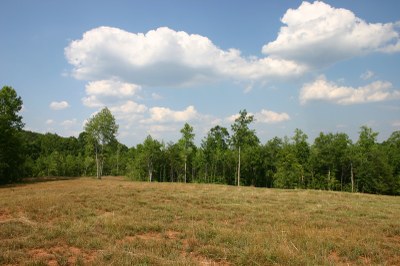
(237, 146, 241, 186)
(116, 146, 119, 176)
(328, 168, 331, 190)
(340, 166, 344, 191)
(148, 161, 153, 182)
(95, 146, 100, 179)
(184, 156, 187, 183)
(350, 162, 354, 193)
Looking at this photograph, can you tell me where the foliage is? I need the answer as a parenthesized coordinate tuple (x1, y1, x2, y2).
(0, 86, 24, 183)
(84, 107, 119, 179)
(1, 86, 399, 195)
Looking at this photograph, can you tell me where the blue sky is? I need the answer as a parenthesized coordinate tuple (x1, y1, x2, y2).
(1, 0, 400, 146)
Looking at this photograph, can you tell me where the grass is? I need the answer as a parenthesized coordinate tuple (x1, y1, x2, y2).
(0, 176, 399, 265)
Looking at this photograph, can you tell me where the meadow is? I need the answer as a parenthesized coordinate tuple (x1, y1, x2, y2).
(0, 177, 399, 265)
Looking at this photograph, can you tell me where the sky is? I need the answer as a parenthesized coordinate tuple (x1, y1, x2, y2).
(1, 0, 400, 146)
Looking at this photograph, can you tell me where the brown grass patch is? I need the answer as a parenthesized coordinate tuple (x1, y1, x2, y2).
(0, 177, 399, 265)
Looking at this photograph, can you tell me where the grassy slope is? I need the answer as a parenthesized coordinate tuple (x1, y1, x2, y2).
(0, 177, 399, 265)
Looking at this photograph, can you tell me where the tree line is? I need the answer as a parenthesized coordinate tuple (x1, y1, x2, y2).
(1, 86, 400, 195)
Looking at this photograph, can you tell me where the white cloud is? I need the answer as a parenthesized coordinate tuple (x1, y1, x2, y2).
(86, 79, 140, 97)
(300, 75, 400, 105)
(110, 100, 147, 114)
(145, 105, 199, 123)
(60, 118, 78, 127)
(109, 100, 148, 124)
(151, 92, 163, 100)
(225, 113, 243, 124)
(50, 101, 69, 110)
(225, 109, 289, 124)
(65, 26, 306, 87)
(45, 119, 54, 125)
(361, 70, 375, 80)
(255, 109, 290, 123)
(82, 79, 141, 107)
(262, 1, 400, 67)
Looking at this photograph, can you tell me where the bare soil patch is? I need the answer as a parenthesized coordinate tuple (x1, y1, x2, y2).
(28, 245, 96, 265)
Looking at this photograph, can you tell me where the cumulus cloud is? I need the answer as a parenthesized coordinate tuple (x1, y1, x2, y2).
(50, 101, 69, 110)
(109, 100, 148, 124)
(60, 118, 78, 127)
(226, 109, 290, 124)
(82, 79, 141, 107)
(144, 105, 199, 123)
(262, 1, 400, 67)
(300, 75, 400, 105)
(45, 119, 54, 125)
(65, 26, 306, 87)
(255, 109, 290, 123)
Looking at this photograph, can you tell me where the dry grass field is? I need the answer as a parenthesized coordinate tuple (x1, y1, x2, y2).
(0, 176, 399, 265)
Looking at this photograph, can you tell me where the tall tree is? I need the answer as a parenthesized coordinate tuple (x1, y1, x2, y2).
(142, 135, 162, 182)
(310, 132, 351, 190)
(179, 123, 195, 183)
(383, 131, 400, 194)
(0, 86, 24, 183)
(201, 125, 230, 183)
(231, 110, 259, 186)
(352, 126, 393, 194)
(84, 107, 118, 179)
(262, 137, 283, 188)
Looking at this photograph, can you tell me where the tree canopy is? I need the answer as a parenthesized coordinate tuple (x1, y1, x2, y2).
(0, 86, 24, 183)
(84, 107, 118, 179)
(2, 86, 400, 195)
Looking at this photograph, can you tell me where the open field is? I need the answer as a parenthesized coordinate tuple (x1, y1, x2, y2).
(1, 177, 399, 265)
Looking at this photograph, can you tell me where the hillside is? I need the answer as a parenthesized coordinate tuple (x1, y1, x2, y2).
(1, 177, 399, 265)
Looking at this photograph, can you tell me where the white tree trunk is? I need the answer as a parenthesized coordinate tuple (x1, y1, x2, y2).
(237, 146, 241, 186)
(95, 146, 100, 179)
(184, 157, 187, 183)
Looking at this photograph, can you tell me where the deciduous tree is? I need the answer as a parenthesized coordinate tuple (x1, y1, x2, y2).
(84, 107, 118, 179)
(0, 86, 24, 183)
(231, 110, 259, 186)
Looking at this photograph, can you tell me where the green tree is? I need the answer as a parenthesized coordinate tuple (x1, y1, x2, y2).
(309, 132, 351, 190)
(179, 123, 195, 183)
(165, 142, 183, 182)
(383, 131, 400, 194)
(274, 137, 303, 189)
(84, 107, 118, 179)
(142, 135, 162, 182)
(0, 86, 24, 183)
(262, 137, 283, 188)
(352, 126, 393, 194)
(201, 125, 230, 183)
(231, 110, 259, 186)
(292, 129, 310, 188)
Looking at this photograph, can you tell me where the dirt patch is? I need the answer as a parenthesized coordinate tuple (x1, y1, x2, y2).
(28, 245, 96, 265)
(165, 230, 180, 239)
(136, 231, 163, 241)
(328, 251, 351, 266)
(0, 209, 12, 221)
